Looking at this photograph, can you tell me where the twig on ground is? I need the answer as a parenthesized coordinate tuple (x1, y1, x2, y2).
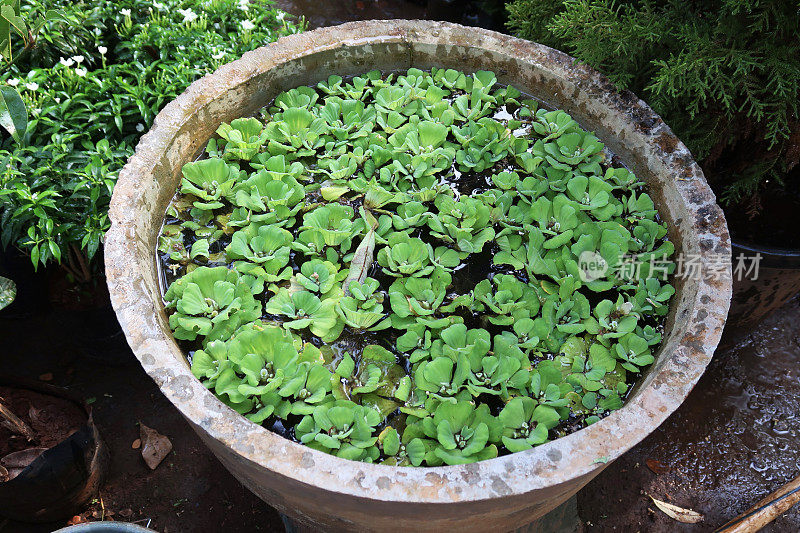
(0, 399, 36, 441)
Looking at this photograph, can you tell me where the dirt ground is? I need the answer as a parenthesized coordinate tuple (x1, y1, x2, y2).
(578, 300, 800, 532)
(1, 250, 798, 533)
(0, 273, 284, 532)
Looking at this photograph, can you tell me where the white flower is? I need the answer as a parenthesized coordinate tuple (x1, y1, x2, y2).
(276, 11, 285, 22)
(25, 82, 39, 91)
(214, 22, 219, 29)
(240, 19, 255, 31)
(178, 45, 186, 51)
(75, 67, 87, 77)
(98, 46, 108, 55)
(54, 97, 61, 104)
(238, 0, 249, 12)
(72, 55, 85, 64)
(136, 123, 145, 132)
(7, 78, 19, 87)
(153, 1, 165, 9)
(212, 51, 225, 60)
(120, 8, 131, 16)
(59, 56, 75, 67)
(177, 8, 197, 23)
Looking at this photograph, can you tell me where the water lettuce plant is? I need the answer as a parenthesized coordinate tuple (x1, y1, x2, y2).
(159, 68, 676, 467)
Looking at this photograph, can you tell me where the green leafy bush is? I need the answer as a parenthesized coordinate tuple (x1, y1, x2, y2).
(161, 68, 676, 466)
(0, 0, 302, 280)
(506, 0, 800, 205)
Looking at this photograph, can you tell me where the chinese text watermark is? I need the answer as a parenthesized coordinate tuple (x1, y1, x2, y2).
(578, 252, 761, 282)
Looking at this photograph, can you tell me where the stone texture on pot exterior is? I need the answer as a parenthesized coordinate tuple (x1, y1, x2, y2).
(105, 20, 732, 532)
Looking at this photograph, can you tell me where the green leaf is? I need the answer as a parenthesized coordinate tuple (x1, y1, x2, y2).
(436, 419, 457, 450)
(0, 85, 27, 142)
(417, 120, 448, 148)
(321, 185, 350, 201)
(406, 438, 426, 466)
(0, 275, 16, 311)
(379, 427, 401, 456)
(362, 345, 395, 363)
(335, 353, 355, 379)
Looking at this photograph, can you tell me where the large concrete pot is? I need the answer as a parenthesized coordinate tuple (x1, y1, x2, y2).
(105, 20, 732, 532)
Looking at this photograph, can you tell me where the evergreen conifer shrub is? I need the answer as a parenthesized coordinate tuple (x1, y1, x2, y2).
(507, 0, 800, 206)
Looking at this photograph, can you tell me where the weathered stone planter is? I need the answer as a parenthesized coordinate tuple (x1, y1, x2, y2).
(105, 20, 731, 532)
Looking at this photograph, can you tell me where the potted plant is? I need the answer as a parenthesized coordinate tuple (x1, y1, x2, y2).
(155, 64, 684, 468)
(105, 21, 730, 532)
(507, 0, 800, 329)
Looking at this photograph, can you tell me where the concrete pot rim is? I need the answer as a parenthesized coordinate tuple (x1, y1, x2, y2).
(105, 20, 731, 504)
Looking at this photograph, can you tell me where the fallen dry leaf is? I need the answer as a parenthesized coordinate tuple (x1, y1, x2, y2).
(28, 405, 42, 425)
(1, 447, 48, 468)
(1, 447, 49, 480)
(139, 424, 172, 470)
(38, 372, 53, 382)
(0, 464, 8, 482)
(649, 495, 704, 524)
(119, 508, 133, 518)
(342, 228, 375, 294)
(646, 458, 670, 474)
(131, 438, 141, 449)
(67, 514, 87, 526)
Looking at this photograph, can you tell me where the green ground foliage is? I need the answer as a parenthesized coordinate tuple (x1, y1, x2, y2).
(0, 0, 302, 279)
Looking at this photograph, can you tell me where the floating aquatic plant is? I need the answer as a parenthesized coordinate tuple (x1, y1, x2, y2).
(159, 68, 676, 467)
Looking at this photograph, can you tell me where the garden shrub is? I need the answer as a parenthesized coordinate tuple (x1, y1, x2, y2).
(0, 0, 302, 280)
(506, 0, 800, 205)
(159, 68, 676, 465)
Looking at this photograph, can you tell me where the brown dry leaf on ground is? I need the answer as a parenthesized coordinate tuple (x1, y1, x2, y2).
(1, 446, 48, 480)
(139, 424, 172, 470)
(1, 447, 48, 468)
(649, 495, 704, 523)
(646, 458, 670, 474)
(131, 438, 141, 449)
(28, 406, 42, 425)
(67, 514, 88, 526)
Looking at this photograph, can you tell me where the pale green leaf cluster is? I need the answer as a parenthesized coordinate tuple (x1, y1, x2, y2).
(160, 68, 675, 466)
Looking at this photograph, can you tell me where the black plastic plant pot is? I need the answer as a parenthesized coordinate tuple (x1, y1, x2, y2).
(727, 239, 800, 330)
(0, 378, 109, 523)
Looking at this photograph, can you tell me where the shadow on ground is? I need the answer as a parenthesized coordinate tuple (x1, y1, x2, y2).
(1, 252, 798, 533)
(0, 264, 283, 533)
